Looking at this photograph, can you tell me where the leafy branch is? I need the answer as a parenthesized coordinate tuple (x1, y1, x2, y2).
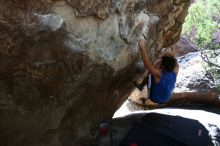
(201, 51, 220, 69)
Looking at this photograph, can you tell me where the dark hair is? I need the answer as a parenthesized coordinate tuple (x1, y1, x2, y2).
(161, 55, 176, 72)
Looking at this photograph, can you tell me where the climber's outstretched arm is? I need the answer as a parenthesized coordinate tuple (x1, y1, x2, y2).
(139, 39, 161, 79)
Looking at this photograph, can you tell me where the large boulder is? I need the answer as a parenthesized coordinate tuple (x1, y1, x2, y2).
(0, 0, 190, 145)
(175, 52, 215, 93)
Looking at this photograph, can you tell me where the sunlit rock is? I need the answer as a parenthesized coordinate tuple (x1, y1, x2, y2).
(175, 52, 215, 92)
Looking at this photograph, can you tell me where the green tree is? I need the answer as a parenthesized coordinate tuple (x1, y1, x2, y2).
(182, 0, 220, 92)
(182, 0, 217, 48)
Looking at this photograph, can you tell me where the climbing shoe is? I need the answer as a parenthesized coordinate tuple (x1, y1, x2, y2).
(133, 81, 143, 91)
(139, 97, 146, 104)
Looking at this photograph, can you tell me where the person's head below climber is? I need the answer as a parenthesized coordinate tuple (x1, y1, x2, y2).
(161, 55, 177, 72)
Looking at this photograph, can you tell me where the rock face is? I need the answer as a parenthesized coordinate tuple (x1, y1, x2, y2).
(167, 37, 197, 57)
(0, 0, 190, 145)
(175, 52, 215, 93)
